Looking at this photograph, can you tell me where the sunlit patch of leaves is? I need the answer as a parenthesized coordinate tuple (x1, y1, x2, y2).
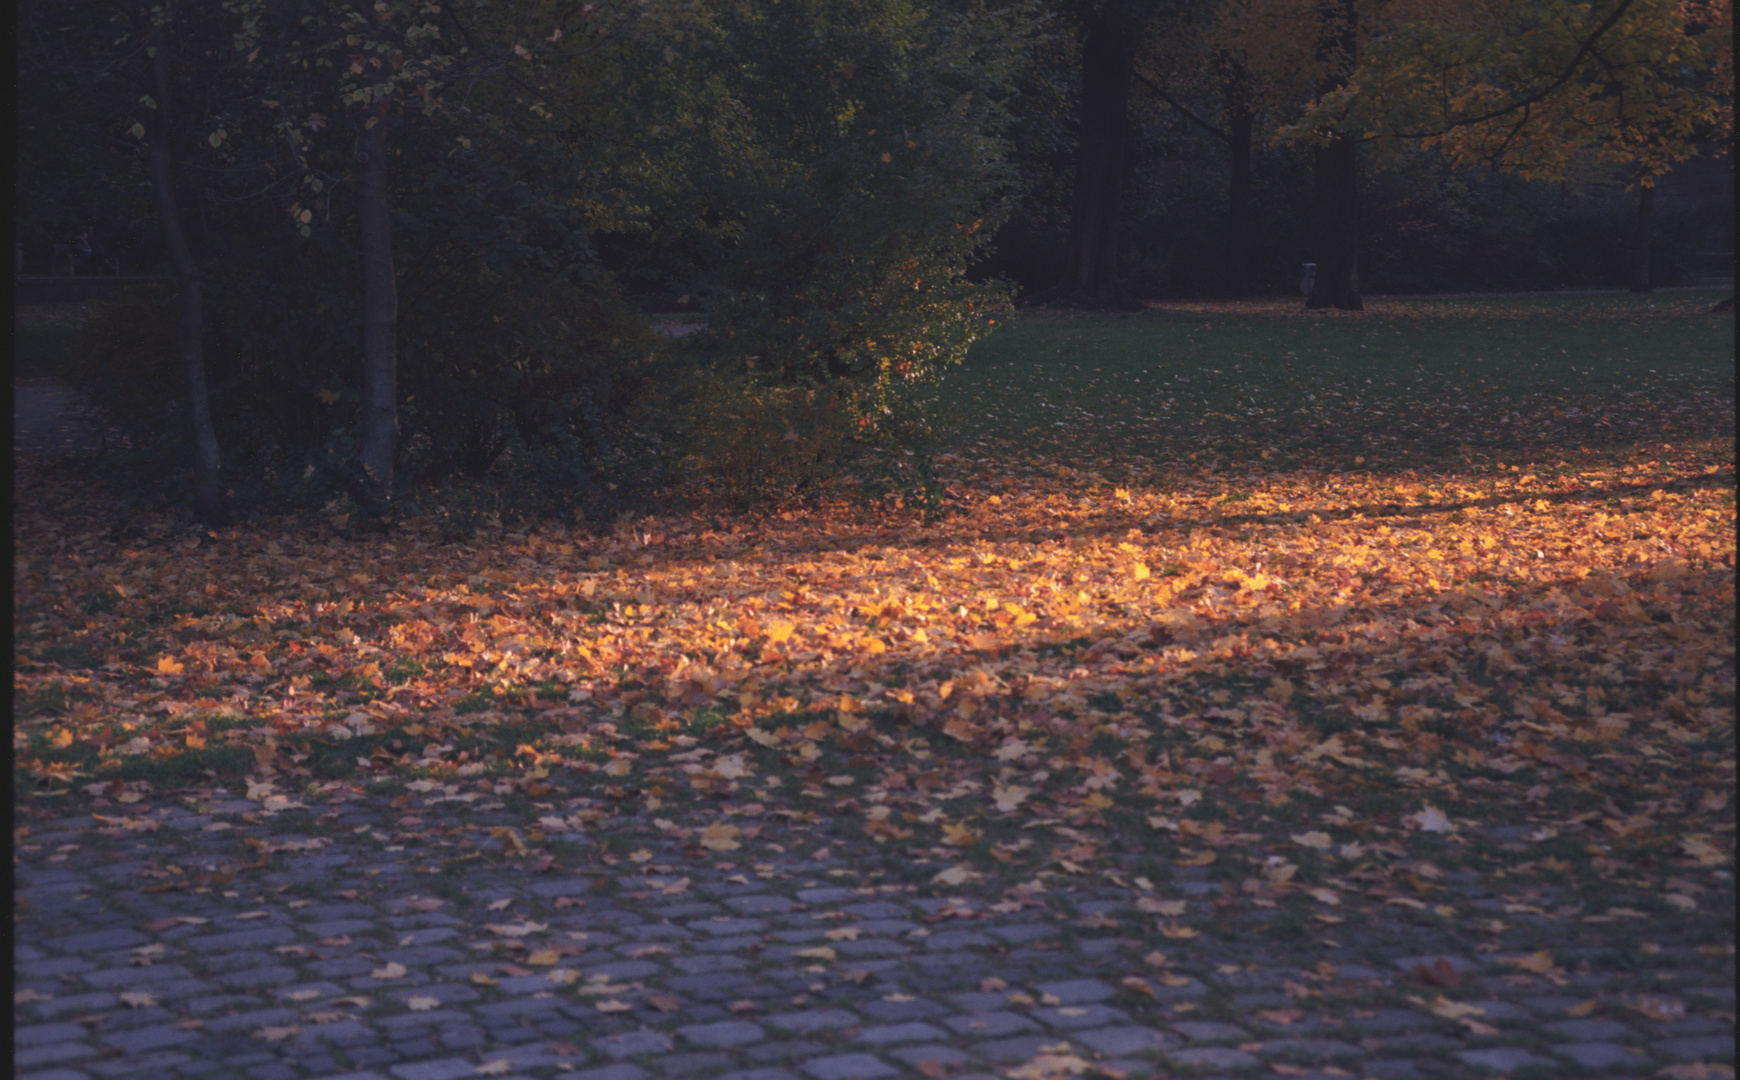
(13, 299, 1735, 923)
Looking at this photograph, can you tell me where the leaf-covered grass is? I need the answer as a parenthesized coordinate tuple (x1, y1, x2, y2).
(13, 291, 1735, 916)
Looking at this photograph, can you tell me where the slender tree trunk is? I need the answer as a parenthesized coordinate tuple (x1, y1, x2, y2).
(355, 107, 398, 512)
(1629, 182, 1654, 293)
(1305, 0, 1362, 311)
(1226, 107, 1254, 295)
(1306, 135, 1361, 310)
(1031, 1, 1141, 309)
(147, 23, 226, 527)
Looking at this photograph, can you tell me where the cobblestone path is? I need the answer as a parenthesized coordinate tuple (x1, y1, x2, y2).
(14, 786, 1736, 1080)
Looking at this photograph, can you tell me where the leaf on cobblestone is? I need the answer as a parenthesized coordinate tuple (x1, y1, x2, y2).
(404, 897, 445, 912)
(1406, 959, 1462, 987)
(526, 949, 563, 966)
(14, 989, 53, 1004)
(1627, 995, 1687, 1021)
(130, 943, 165, 965)
(119, 991, 158, 1008)
(1458, 1016, 1501, 1035)
(254, 1024, 299, 1041)
(1405, 806, 1456, 834)
(932, 864, 982, 886)
(496, 963, 534, 977)
(1007, 1053, 1092, 1079)
(729, 999, 765, 1013)
(1137, 897, 1186, 916)
(175, 1017, 204, 1029)
(1120, 976, 1156, 997)
(546, 968, 580, 985)
(476, 1062, 513, 1077)
(330, 996, 372, 1008)
(485, 920, 548, 937)
(795, 946, 838, 961)
(1291, 831, 1333, 849)
(1415, 995, 1485, 1020)
(1506, 951, 1557, 975)
(647, 993, 682, 1012)
(405, 996, 440, 1011)
(1158, 920, 1198, 939)
(486, 898, 514, 911)
(1565, 999, 1601, 1016)
(595, 999, 633, 1013)
(700, 822, 742, 851)
(1255, 1008, 1305, 1025)
(471, 972, 499, 986)
(370, 962, 409, 979)
(824, 927, 863, 941)
(317, 936, 351, 947)
(285, 989, 322, 1002)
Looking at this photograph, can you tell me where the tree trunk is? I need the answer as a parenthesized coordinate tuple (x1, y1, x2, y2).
(1305, 0, 1362, 311)
(355, 107, 398, 513)
(1306, 135, 1361, 310)
(1030, 2, 1141, 309)
(1226, 106, 1254, 295)
(147, 23, 226, 527)
(1629, 182, 1654, 293)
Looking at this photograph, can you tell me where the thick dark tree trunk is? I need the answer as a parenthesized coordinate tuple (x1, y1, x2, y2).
(1305, 0, 1362, 311)
(1226, 107, 1254, 295)
(355, 108, 398, 513)
(147, 24, 226, 527)
(1306, 135, 1361, 310)
(1629, 182, 1654, 293)
(1030, 2, 1141, 309)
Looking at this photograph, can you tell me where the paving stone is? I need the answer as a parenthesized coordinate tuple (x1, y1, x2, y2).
(856, 997, 949, 1022)
(97, 1023, 202, 1054)
(679, 1020, 769, 1048)
(854, 1022, 949, 1046)
(17, 1022, 97, 1047)
(1164, 1046, 1260, 1069)
(1170, 1020, 1248, 1042)
(1653, 1035, 1737, 1060)
(966, 1035, 1062, 1063)
(567, 1066, 649, 1080)
(1032, 979, 1117, 1005)
(47, 928, 151, 952)
(1076, 1026, 1175, 1056)
(1455, 1047, 1557, 1072)
(943, 1012, 1039, 1037)
(1253, 1037, 1362, 1061)
(799, 1053, 897, 1080)
(594, 1031, 675, 1057)
(1548, 1018, 1641, 1041)
(1555, 1042, 1643, 1069)
(386, 1061, 486, 1080)
(714, 1070, 802, 1080)
(1032, 1004, 1130, 1029)
(765, 1009, 862, 1034)
(886, 1046, 978, 1070)
(16, 1043, 101, 1067)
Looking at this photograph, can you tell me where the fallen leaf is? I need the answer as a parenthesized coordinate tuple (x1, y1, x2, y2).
(370, 962, 408, 980)
(254, 1024, 299, 1041)
(119, 991, 158, 1008)
(699, 822, 742, 851)
(405, 996, 440, 1011)
(1628, 995, 1686, 1022)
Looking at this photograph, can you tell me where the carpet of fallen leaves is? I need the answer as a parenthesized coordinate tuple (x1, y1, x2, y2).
(15, 431, 1737, 909)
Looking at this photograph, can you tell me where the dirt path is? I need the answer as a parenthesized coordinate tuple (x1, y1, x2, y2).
(14, 381, 118, 457)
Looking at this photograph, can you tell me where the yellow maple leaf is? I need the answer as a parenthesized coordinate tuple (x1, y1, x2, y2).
(155, 655, 185, 675)
(699, 823, 741, 851)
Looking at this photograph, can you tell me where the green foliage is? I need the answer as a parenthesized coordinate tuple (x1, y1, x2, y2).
(670, 0, 1028, 500)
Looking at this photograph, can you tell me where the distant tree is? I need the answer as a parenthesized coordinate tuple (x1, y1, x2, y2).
(18, 0, 230, 525)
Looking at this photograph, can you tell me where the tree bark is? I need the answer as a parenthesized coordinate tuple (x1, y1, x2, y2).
(1629, 182, 1654, 293)
(1305, 0, 1362, 311)
(1225, 103, 1254, 295)
(1030, 1, 1143, 309)
(147, 21, 226, 527)
(1306, 135, 1361, 310)
(355, 106, 398, 512)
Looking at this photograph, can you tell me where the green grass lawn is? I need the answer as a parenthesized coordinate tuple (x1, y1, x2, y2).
(935, 288, 1736, 480)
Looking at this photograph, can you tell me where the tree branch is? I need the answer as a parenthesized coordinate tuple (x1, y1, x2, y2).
(1132, 71, 1229, 143)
